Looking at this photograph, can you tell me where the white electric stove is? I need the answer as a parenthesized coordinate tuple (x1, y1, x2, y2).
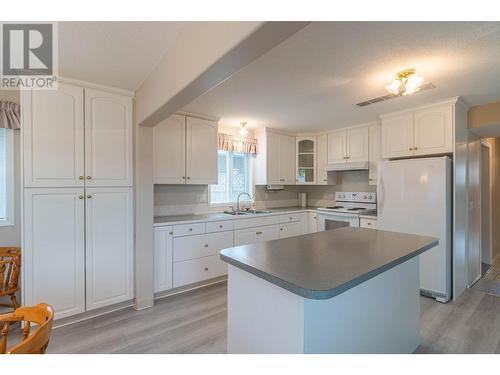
(317, 192, 377, 231)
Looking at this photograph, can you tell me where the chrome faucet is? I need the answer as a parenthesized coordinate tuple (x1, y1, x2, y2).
(236, 192, 252, 212)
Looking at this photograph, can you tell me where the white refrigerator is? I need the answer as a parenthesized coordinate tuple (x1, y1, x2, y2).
(377, 157, 451, 302)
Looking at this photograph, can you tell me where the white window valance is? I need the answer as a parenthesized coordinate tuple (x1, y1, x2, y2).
(0, 101, 20, 130)
(218, 133, 258, 154)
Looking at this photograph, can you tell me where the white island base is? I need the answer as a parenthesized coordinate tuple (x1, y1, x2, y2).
(227, 257, 421, 354)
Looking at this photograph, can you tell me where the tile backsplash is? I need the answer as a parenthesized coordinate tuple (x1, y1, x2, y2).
(154, 170, 376, 216)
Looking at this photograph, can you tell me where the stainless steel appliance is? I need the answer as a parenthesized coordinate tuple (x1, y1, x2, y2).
(317, 192, 376, 231)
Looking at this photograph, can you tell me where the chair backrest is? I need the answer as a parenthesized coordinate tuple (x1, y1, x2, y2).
(1, 303, 54, 354)
(0, 247, 21, 297)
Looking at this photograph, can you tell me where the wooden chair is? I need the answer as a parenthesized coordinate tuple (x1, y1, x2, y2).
(0, 247, 21, 310)
(0, 303, 54, 354)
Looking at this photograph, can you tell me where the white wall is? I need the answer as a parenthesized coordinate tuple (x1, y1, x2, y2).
(154, 170, 374, 216)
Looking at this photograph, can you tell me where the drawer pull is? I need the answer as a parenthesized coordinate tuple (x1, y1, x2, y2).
(289, 217, 293, 220)
(280, 228, 283, 231)
(219, 225, 223, 228)
(256, 231, 262, 235)
(204, 267, 208, 271)
(189, 228, 193, 232)
(169, 232, 173, 235)
(204, 244, 209, 248)
(367, 222, 372, 226)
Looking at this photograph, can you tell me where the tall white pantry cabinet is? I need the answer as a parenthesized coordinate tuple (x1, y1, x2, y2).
(22, 82, 134, 319)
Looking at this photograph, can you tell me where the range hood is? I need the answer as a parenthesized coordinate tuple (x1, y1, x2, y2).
(325, 161, 369, 172)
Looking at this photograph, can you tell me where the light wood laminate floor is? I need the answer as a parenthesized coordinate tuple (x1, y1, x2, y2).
(14, 281, 499, 354)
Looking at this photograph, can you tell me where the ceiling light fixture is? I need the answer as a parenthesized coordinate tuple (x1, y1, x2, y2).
(239, 122, 248, 136)
(385, 69, 424, 96)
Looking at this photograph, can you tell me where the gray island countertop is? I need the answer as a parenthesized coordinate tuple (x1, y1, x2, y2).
(220, 227, 437, 300)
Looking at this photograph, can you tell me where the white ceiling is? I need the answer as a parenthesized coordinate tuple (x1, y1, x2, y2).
(59, 22, 185, 90)
(182, 22, 500, 132)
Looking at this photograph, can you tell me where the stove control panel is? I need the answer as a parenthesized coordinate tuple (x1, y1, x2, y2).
(335, 192, 376, 203)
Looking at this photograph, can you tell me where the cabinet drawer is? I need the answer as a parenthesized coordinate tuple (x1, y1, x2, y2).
(172, 222, 205, 236)
(360, 218, 377, 229)
(206, 220, 234, 233)
(233, 215, 279, 230)
(279, 213, 303, 223)
(173, 255, 227, 288)
(173, 231, 233, 262)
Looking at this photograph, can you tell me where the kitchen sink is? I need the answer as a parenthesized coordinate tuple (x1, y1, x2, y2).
(223, 210, 272, 216)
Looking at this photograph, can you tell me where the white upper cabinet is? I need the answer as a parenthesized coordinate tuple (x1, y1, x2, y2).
(85, 187, 134, 311)
(22, 83, 133, 188)
(280, 135, 296, 185)
(346, 127, 369, 163)
(327, 126, 368, 165)
(381, 113, 414, 158)
(23, 83, 85, 187)
(153, 115, 186, 184)
(368, 124, 381, 185)
(381, 103, 454, 159)
(317, 134, 328, 185)
(413, 104, 453, 155)
(267, 132, 281, 184)
(23, 188, 86, 319)
(186, 117, 218, 184)
(296, 137, 317, 184)
(327, 130, 346, 164)
(153, 115, 218, 185)
(84, 89, 133, 187)
(255, 130, 295, 185)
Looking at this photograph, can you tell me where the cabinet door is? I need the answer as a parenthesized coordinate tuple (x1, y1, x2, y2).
(327, 130, 346, 164)
(186, 117, 218, 184)
(296, 137, 316, 184)
(84, 89, 133, 187)
(317, 134, 328, 185)
(85, 188, 133, 310)
(280, 135, 296, 185)
(346, 126, 369, 163)
(23, 188, 85, 319)
(381, 113, 414, 158)
(266, 132, 281, 184)
(279, 221, 302, 239)
(22, 83, 85, 187)
(259, 224, 280, 242)
(153, 115, 186, 184)
(154, 226, 173, 293)
(234, 227, 259, 246)
(308, 212, 319, 233)
(413, 104, 453, 156)
(368, 125, 381, 185)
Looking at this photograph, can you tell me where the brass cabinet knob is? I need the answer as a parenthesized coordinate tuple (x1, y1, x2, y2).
(187, 177, 191, 180)
(219, 225, 223, 228)
(414, 147, 418, 150)
(79, 176, 84, 180)
(204, 244, 208, 248)
(79, 195, 84, 199)
(280, 228, 283, 231)
(87, 195, 92, 199)
(182, 176, 186, 179)
(189, 228, 193, 231)
(256, 231, 262, 235)
(87, 176, 92, 180)
(204, 267, 208, 271)
(409, 147, 413, 151)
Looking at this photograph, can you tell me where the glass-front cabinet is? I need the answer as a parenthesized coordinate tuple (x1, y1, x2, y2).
(296, 136, 317, 184)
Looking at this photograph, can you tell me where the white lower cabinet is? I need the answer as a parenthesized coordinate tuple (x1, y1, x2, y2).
(24, 187, 134, 318)
(173, 231, 233, 262)
(360, 217, 377, 229)
(85, 188, 134, 311)
(234, 225, 280, 246)
(173, 255, 227, 288)
(23, 189, 86, 319)
(307, 212, 319, 233)
(154, 226, 173, 293)
(279, 221, 302, 239)
(154, 211, 314, 293)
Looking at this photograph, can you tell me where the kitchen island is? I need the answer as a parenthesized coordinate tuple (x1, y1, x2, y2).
(220, 227, 438, 354)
